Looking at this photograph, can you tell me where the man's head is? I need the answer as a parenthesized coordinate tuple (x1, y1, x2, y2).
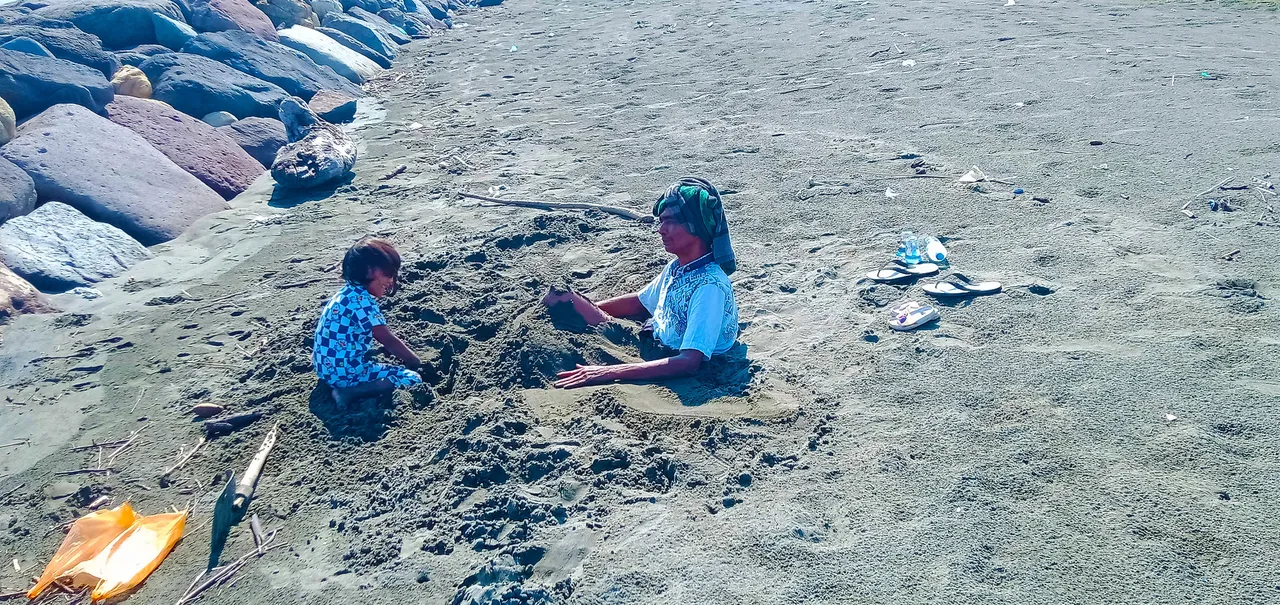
(656, 205, 709, 257)
(342, 236, 401, 297)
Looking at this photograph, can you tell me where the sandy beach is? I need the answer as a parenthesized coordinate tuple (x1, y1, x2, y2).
(3, 0, 1279, 603)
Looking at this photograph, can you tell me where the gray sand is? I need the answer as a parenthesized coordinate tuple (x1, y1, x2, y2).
(2, 0, 1279, 603)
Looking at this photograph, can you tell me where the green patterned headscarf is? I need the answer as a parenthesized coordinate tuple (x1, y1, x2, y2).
(652, 177, 736, 275)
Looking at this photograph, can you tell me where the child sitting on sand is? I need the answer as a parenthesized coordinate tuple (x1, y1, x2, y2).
(313, 237, 423, 405)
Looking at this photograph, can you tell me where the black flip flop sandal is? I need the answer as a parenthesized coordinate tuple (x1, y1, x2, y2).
(922, 273, 1002, 297)
(866, 260, 939, 283)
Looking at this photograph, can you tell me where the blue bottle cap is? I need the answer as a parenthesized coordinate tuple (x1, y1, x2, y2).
(1013, 188, 1025, 195)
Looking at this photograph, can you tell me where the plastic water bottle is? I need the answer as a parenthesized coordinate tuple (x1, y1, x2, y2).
(922, 236, 947, 263)
(897, 231, 921, 264)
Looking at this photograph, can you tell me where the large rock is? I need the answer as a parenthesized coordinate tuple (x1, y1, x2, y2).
(151, 12, 197, 50)
(0, 98, 13, 145)
(315, 25, 389, 68)
(307, 89, 355, 122)
(1, 36, 54, 57)
(111, 64, 152, 97)
(0, 104, 228, 245)
(254, 0, 313, 27)
(347, 7, 409, 44)
(2, 24, 122, 71)
(115, 43, 171, 66)
(188, 0, 278, 41)
(140, 52, 290, 118)
(29, 0, 187, 49)
(271, 96, 354, 189)
(0, 202, 153, 292)
(309, 0, 341, 20)
(0, 263, 54, 324)
(0, 157, 36, 223)
(105, 96, 262, 199)
(321, 12, 395, 62)
(277, 25, 380, 84)
(182, 30, 361, 99)
(338, 0, 381, 13)
(0, 49, 114, 119)
(218, 116, 285, 167)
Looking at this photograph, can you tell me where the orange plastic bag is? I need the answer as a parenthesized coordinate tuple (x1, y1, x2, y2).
(28, 503, 137, 599)
(28, 504, 187, 601)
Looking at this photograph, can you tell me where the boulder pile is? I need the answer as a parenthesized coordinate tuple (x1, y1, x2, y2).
(0, 0, 499, 319)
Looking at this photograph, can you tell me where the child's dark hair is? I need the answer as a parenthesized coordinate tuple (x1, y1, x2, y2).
(342, 237, 401, 286)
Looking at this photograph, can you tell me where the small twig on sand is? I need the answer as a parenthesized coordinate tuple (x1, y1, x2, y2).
(129, 388, 146, 414)
(55, 468, 112, 476)
(1197, 176, 1234, 197)
(106, 428, 144, 467)
(0, 440, 28, 449)
(379, 165, 408, 180)
(1222, 249, 1242, 261)
(69, 439, 131, 452)
(780, 81, 833, 94)
(162, 437, 206, 479)
(0, 483, 24, 501)
(174, 533, 284, 605)
(870, 174, 951, 180)
(233, 424, 278, 514)
(457, 191, 651, 222)
(0, 590, 28, 600)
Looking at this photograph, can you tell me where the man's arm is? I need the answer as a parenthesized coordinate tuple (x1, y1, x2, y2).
(596, 293, 648, 319)
(554, 349, 703, 389)
(372, 324, 422, 368)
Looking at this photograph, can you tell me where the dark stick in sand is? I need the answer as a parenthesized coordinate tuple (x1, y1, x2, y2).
(457, 191, 651, 222)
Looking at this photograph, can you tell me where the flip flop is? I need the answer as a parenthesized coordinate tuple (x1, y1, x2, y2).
(888, 300, 940, 331)
(866, 260, 939, 283)
(922, 273, 1002, 297)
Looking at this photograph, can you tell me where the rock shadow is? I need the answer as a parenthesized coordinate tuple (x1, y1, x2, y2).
(307, 381, 396, 442)
(267, 172, 355, 208)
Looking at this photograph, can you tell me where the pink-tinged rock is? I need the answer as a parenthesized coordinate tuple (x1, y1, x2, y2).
(105, 96, 263, 199)
(0, 104, 228, 245)
(189, 0, 279, 42)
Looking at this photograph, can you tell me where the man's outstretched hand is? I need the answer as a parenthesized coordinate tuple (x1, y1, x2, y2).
(555, 364, 616, 389)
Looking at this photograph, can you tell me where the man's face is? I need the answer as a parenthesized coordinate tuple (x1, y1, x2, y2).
(656, 207, 699, 254)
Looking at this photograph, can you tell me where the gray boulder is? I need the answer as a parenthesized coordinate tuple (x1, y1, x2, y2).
(347, 7, 410, 44)
(0, 157, 36, 224)
(218, 116, 286, 167)
(253, 0, 314, 27)
(315, 25, 389, 68)
(0, 202, 153, 292)
(0, 104, 228, 245)
(0, 21, 121, 77)
(139, 52, 290, 119)
(321, 12, 395, 62)
(309, 0, 341, 19)
(151, 12, 197, 50)
(201, 110, 236, 126)
(271, 97, 355, 189)
(29, 0, 187, 49)
(307, 89, 356, 123)
(105, 96, 263, 199)
(338, 0, 381, 13)
(116, 43, 172, 66)
(182, 30, 361, 100)
(188, 0, 278, 41)
(1, 36, 54, 57)
(277, 24, 380, 84)
(0, 48, 114, 119)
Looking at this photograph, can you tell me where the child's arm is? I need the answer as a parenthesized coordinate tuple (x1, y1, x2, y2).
(554, 350, 703, 389)
(372, 325, 422, 368)
(596, 293, 647, 319)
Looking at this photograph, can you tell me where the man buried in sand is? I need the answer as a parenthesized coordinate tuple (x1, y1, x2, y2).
(313, 237, 424, 405)
(543, 177, 740, 389)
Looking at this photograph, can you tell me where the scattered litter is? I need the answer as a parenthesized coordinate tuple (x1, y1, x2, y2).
(1207, 199, 1235, 212)
(509, 45, 518, 52)
(1164, 413, 1177, 422)
(1181, 209, 1197, 219)
(1013, 188, 1025, 195)
(1094, 163, 1109, 170)
(409, 122, 423, 130)
(901, 59, 916, 67)
(1222, 249, 1241, 261)
(956, 166, 988, 185)
(1005, 0, 1016, 5)
(1033, 196, 1051, 203)
(1200, 71, 1217, 80)
(26, 503, 186, 601)
(884, 187, 898, 198)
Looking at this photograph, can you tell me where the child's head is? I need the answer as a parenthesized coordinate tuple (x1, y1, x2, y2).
(342, 237, 401, 297)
